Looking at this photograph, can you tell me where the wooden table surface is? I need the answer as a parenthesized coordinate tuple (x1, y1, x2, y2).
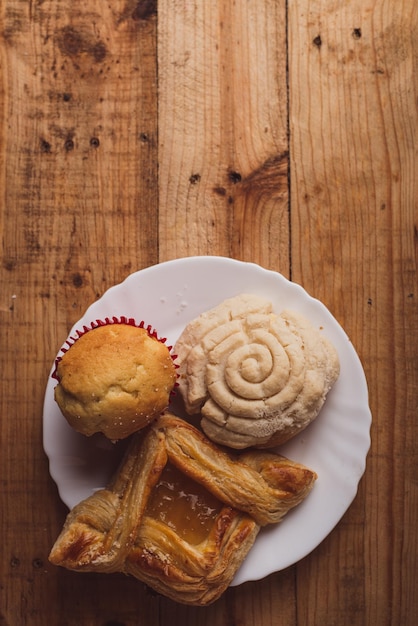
(1, 1, 417, 624)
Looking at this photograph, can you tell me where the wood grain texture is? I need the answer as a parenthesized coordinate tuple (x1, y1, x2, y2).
(157, 0, 289, 271)
(289, 1, 418, 625)
(0, 0, 417, 625)
(0, 1, 160, 624)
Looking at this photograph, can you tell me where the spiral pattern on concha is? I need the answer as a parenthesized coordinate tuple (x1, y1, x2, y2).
(174, 294, 340, 449)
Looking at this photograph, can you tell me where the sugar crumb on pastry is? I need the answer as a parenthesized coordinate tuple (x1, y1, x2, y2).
(174, 294, 340, 449)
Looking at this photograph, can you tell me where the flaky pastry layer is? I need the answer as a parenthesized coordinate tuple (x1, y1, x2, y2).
(49, 413, 316, 605)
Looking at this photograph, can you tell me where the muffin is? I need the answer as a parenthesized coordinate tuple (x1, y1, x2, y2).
(173, 294, 340, 449)
(54, 319, 177, 439)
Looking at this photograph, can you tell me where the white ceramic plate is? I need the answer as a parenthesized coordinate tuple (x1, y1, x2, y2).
(43, 256, 371, 585)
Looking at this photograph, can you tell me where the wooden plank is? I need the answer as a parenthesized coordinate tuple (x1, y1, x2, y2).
(1, 0, 159, 335)
(157, 0, 289, 272)
(156, 1, 292, 621)
(288, 1, 418, 625)
(0, 1, 160, 624)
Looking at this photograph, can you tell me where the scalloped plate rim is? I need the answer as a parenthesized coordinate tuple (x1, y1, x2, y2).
(43, 256, 372, 586)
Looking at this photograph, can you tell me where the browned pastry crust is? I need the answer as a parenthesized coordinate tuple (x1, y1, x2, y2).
(54, 322, 177, 439)
(49, 413, 317, 605)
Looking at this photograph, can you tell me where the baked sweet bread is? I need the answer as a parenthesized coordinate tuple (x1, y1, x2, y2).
(174, 294, 340, 448)
(49, 413, 317, 605)
(53, 320, 177, 439)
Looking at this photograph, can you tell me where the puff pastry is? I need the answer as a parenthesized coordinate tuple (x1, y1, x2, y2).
(49, 413, 317, 605)
(174, 294, 340, 448)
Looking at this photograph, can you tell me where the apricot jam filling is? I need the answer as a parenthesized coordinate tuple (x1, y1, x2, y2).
(145, 463, 222, 545)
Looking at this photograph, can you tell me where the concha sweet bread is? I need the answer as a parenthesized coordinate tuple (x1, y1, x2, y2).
(53, 320, 177, 440)
(49, 413, 317, 605)
(174, 294, 340, 449)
